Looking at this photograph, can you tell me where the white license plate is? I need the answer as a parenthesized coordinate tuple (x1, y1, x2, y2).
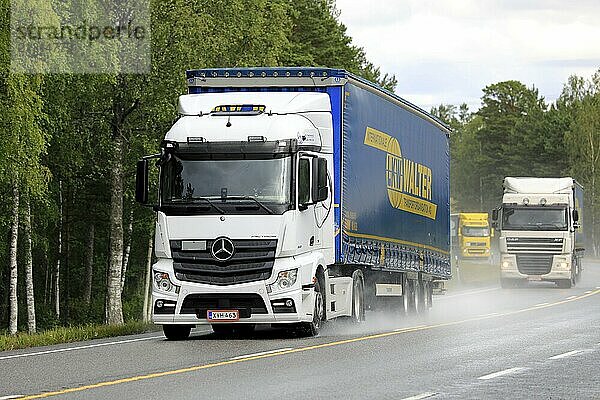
(207, 310, 239, 321)
(527, 276, 542, 281)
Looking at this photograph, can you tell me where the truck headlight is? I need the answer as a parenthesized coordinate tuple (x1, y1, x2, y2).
(502, 260, 511, 269)
(557, 261, 569, 270)
(269, 269, 298, 292)
(153, 271, 180, 294)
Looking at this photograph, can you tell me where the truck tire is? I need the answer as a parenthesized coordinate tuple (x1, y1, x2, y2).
(557, 279, 572, 289)
(351, 270, 365, 323)
(163, 324, 192, 340)
(298, 277, 324, 337)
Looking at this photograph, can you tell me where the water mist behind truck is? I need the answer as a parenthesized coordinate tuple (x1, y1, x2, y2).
(492, 177, 584, 289)
(135, 67, 451, 340)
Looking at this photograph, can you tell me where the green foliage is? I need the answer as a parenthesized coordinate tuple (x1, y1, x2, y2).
(1, 0, 395, 333)
(445, 80, 570, 212)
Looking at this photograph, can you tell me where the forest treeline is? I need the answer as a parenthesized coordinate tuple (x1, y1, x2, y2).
(0, 0, 396, 334)
(432, 71, 600, 254)
(2, 0, 599, 335)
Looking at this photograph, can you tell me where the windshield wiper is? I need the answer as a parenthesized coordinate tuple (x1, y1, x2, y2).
(225, 195, 275, 215)
(170, 197, 226, 214)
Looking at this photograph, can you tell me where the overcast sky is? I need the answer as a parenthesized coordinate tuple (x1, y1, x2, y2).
(335, 0, 600, 112)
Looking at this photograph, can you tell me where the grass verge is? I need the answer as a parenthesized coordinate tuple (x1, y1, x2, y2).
(0, 321, 160, 352)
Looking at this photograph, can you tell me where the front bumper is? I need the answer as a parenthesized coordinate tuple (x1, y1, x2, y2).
(461, 247, 490, 258)
(500, 254, 571, 281)
(151, 259, 315, 325)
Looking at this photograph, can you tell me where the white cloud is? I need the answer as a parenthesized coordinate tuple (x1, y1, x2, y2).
(335, 0, 600, 111)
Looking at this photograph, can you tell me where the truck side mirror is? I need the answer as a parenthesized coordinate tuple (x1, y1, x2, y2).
(135, 159, 149, 204)
(572, 209, 579, 222)
(298, 158, 311, 210)
(491, 209, 498, 221)
(312, 157, 328, 202)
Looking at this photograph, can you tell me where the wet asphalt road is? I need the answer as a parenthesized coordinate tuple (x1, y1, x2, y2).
(1, 262, 599, 400)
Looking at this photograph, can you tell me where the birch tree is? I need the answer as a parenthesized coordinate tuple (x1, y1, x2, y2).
(8, 179, 19, 335)
(23, 194, 36, 333)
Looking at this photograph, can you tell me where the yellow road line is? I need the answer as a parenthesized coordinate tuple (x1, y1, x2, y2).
(20, 289, 600, 399)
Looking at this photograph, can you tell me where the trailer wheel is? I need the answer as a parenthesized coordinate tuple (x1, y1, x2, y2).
(163, 324, 192, 341)
(298, 277, 324, 336)
(351, 270, 365, 323)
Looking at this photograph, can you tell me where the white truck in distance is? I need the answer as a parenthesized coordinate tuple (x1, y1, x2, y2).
(492, 177, 584, 288)
(135, 67, 451, 340)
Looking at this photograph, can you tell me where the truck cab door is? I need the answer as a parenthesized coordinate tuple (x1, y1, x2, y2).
(296, 155, 317, 254)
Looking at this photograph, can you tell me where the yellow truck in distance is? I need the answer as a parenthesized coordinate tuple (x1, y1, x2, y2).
(453, 213, 491, 260)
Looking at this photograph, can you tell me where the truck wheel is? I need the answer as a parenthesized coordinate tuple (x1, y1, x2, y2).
(163, 324, 192, 340)
(351, 270, 365, 323)
(299, 277, 324, 336)
(557, 279, 572, 289)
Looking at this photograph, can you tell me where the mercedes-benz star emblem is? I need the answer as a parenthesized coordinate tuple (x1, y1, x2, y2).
(211, 237, 235, 261)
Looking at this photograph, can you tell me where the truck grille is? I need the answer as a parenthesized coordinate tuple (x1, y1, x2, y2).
(171, 239, 277, 285)
(506, 237, 563, 255)
(180, 293, 268, 316)
(516, 255, 553, 275)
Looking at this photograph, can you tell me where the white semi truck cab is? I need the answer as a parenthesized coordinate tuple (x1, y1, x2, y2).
(492, 177, 584, 289)
(135, 68, 451, 340)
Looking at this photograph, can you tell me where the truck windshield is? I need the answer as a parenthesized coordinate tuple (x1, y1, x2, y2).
(501, 207, 568, 231)
(462, 226, 489, 237)
(160, 155, 293, 214)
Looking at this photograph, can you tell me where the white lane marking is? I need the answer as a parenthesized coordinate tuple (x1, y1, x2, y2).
(0, 335, 164, 361)
(596, 286, 600, 289)
(566, 295, 577, 300)
(230, 348, 294, 360)
(548, 350, 584, 360)
(584, 291, 592, 294)
(437, 287, 499, 300)
(394, 325, 425, 332)
(476, 312, 500, 317)
(400, 392, 438, 400)
(0, 396, 24, 399)
(477, 367, 526, 380)
(534, 302, 549, 307)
